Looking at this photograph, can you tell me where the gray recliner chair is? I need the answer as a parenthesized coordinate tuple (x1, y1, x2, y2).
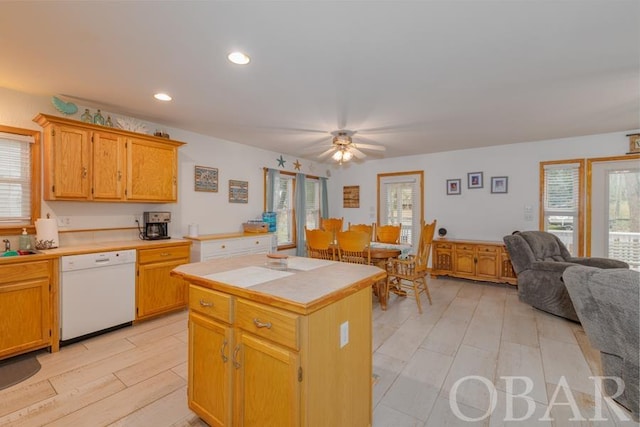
(563, 266, 639, 421)
(503, 231, 629, 321)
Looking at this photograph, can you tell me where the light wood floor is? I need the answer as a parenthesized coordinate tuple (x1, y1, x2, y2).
(0, 277, 637, 426)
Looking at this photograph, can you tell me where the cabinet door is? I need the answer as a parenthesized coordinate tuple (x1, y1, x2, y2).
(189, 312, 232, 427)
(137, 259, 188, 320)
(0, 278, 50, 359)
(432, 243, 453, 273)
(51, 124, 91, 199)
(476, 250, 498, 279)
(126, 138, 177, 202)
(92, 130, 125, 200)
(454, 249, 476, 276)
(234, 331, 300, 427)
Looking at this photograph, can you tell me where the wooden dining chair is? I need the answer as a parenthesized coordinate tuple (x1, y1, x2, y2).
(305, 227, 335, 260)
(385, 220, 436, 313)
(376, 224, 401, 244)
(336, 230, 371, 265)
(348, 222, 374, 242)
(321, 217, 344, 242)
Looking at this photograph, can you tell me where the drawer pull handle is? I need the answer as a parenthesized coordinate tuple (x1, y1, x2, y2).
(160, 252, 171, 256)
(199, 299, 213, 307)
(232, 345, 241, 369)
(220, 339, 228, 362)
(253, 318, 272, 329)
(221, 245, 226, 249)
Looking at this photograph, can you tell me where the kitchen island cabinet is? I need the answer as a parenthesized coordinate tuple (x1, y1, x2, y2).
(0, 257, 59, 360)
(172, 254, 385, 427)
(185, 233, 276, 261)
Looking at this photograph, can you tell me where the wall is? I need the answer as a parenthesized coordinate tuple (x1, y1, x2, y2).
(0, 87, 318, 247)
(2, 86, 637, 249)
(328, 130, 638, 242)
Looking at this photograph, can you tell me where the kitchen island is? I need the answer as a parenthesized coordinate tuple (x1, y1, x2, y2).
(172, 254, 386, 427)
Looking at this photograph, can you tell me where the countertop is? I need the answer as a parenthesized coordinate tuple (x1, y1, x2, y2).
(172, 254, 386, 315)
(0, 238, 191, 264)
(183, 232, 274, 241)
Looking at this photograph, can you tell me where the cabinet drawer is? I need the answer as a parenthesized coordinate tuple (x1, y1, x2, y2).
(456, 244, 475, 251)
(0, 261, 50, 285)
(138, 245, 190, 264)
(477, 245, 498, 253)
(189, 285, 232, 323)
(434, 242, 452, 250)
(235, 299, 299, 350)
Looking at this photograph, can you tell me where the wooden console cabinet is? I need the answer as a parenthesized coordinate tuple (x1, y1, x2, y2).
(136, 242, 191, 320)
(0, 258, 59, 360)
(34, 114, 185, 202)
(173, 254, 385, 427)
(431, 239, 517, 285)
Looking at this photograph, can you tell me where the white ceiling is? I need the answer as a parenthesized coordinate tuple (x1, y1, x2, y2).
(2, 1, 638, 161)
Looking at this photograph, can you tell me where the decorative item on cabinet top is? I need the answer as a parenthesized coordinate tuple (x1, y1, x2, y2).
(51, 96, 78, 115)
(33, 113, 186, 144)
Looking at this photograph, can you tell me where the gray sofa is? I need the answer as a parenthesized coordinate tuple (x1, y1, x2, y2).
(503, 231, 629, 321)
(563, 266, 639, 421)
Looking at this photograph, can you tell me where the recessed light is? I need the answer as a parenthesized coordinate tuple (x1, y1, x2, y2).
(154, 93, 172, 101)
(228, 51, 250, 65)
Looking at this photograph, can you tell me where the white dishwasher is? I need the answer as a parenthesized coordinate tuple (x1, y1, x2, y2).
(60, 249, 136, 343)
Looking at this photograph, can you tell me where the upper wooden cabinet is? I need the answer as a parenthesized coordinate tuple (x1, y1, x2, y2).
(34, 114, 185, 203)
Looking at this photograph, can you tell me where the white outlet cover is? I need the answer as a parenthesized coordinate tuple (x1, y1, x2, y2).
(340, 321, 349, 348)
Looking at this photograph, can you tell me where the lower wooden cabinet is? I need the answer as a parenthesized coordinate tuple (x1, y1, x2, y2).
(187, 283, 371, 427)
(136, 242, 191, 320)
(0, 258, 58, 360)
(431, 239, 516, 285)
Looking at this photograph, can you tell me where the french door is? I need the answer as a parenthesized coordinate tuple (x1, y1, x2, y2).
(588, 156, 640, 269)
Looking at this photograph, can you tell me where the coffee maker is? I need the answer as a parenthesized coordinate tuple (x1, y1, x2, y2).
(142, 212, 171, 240)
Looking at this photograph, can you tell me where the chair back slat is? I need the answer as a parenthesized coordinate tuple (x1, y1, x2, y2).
(321, 217, 344, 242)
(305, 228, 335, 260)
(336, 230, 371, 265)
(376, 224, 401, 244)
(348, 223, 374, 242)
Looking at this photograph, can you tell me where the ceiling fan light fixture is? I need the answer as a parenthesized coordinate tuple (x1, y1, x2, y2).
(342, 150, 353, 161)
(332, 150, 344, 161)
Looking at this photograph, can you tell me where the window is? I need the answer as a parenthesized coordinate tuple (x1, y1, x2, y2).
(540, 159, 584, 256)
(274, 173, 294, 247)
(0, 125, 40, 233)
(269, 171, 320, 248)
(377, 171, 424, 248)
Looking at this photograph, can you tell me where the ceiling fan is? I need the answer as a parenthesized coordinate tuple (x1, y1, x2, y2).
(313, 130, 386, 164)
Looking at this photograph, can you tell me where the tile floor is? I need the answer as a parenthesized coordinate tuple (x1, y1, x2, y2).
(0, 276, 637, 426)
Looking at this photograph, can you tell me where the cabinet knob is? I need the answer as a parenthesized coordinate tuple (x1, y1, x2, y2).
(160, 252, 171, 257)
(199, 299, 213, 307)
(82, 167, 87, 178)
(221, 245, 226, 249)
(253, 318, 272, 329)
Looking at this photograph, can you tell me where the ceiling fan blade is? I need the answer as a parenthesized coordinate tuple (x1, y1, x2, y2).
(258, 126, 328, 134)
(355, 142, 386, 152)
(300, 136, 333, 153)
(317, 147, 336, 159)
(350, 147, 367, 159)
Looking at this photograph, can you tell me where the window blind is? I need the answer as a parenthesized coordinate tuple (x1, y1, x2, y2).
(543, 164, 580, 214)
(0, 132, 33, 223)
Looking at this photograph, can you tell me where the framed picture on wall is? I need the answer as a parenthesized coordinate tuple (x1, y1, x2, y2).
(194, 166, 218, 192)
(229, 180, 248, 203)
(343, 185, 360, 208)
(446, 179, 461, 195)
(467, 172, 483, 189)
(491, 176, 508, 194)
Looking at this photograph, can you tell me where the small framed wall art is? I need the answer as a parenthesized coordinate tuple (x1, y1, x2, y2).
(627, 133, 640, 154)
(229, 180, 249, 203)
(446, 179, 461, 195)
(343, 185, 360, 208)
(467, 172, 483, 189)
(194, 166, 218, 192)
(491, 176, 508, 194)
